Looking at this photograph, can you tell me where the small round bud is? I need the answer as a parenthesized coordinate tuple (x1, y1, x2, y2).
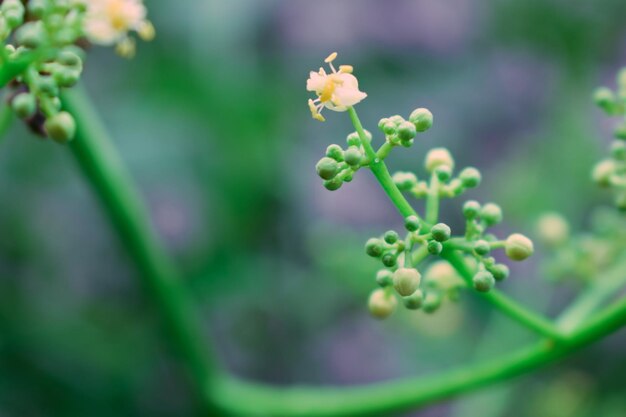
(365, 238, 384, 258)
(473, 271, 495, 292)
(409, 108, 433, 132)
(389, 115, 404, 125)
(28, 0, 47, 18)
(323, 178, 342, 191)
(44, 111, 76, 143)
(392, 171, 418, 191)
(459, 167, 481, 188)
(344, 146, 362, 166)
(36, 76, 59, 97)
(505, 233, 534, 261)
(473, 240, 490, 256)
(463, 200, 481, 219)
(382, 253, 397, 267)
(427, 240, 443, 255)
(536, 212, 569, 246)
(325, 144, 344, 161)
(15, 22, 44, 49)
(425, 148, 454, 173)
(383, 230, 399, 244)
(57, 50, 82, 67)
(378, 118, 390, 132)
(397, 121, 417, 141)
(316, 157, 339, 180)
(393, 267, 422, 296)
(480, 203, 503, 226)
(431, 223, 451, 242)
(611, 141, 626, 161)
(382, 121, 396, 135)
(11, 93, 36, 118)
(376, 270, 394, 287)
(422, 292, 442, 313)
(593, 87, 615, 110)
(396, 241, 406, 252)
(592, 159, 615, 187)
(53, 68, 80, 88)
(403, 289, 424, 310)
(615, 122, 626, 140)
(404, 215, 420, 232)
(435, 165, 452, 182)
(489, 264, 510, 281)
(346, 132, 360, 147)
(368, 289, 397, 319)
(615, 192, 626, 211)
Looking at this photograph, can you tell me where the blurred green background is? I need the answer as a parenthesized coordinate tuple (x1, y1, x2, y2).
(2, 0, 626, 416)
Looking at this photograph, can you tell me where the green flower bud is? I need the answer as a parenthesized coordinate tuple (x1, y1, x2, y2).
(378, 118, 389, 132)
(11, 93, 36, 119)
(592, 159, 615, 187)
(28, 0, 47, 18)
(383, 120, 396, 135)
(393, 267, 421, 296)
(435, 165, 452, 182)
(2, 0, 25, 28)
(459, 167, 481, 188)
(611, 141, 626, 161)
(58, 50, 83, 68)
(463, 200, 481, 219)
(323, 178, 342, 191)
(427, 240, 443, 255)
(0, 15, 9, 40)
(383, 230, 399, 244)
(36, 76, 59, 97)
(431, 223, 451, 242)
(404, 215, 420, 232)
(392, 171, 418, 191)
(536, 212, 569, 246)
(389, 115, 404, 125)
(425, 148, 454, 173)
(15, 21, 44, 49)
(397, 121, 417, 142)
(368, 289, 397, 319)
(403, 289, 424, 310)
(614, 192, 626, 211)
(505, 233, 534, 261)
(473, 239, 490, 256)
(53, 68, 80, 88)
(489, 264, 510, 281)
(382, 253, 397, 267)
(344, 146, 362, 166)
(424, 261, 464, 291)
(396, 241, 406, 252)
(480, 203, 503, 226)
(325, 144, 344, 161)
(316, 157, 339, 180)
(365, 238, 384, 258)
(615, 122, 626, 140)
(345, 131, 360, 147)
(594, 87, 617, 113)
(409, 108, 433, 132)
(422, 291, 442, 313)
(44, 111, 76, 143)
(376, 269, 394, 287)
(473, 271, 495, 292)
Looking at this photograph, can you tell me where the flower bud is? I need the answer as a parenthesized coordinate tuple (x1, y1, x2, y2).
(427, 240, 443, 255)
(463, 200, 481, 219)
(344, 146, 362, 166)
(594, 87, 617, 113)
(382, 253, 397, 267)
(346, 132, 360, 147)
(615, 122, 626, 140)
(611, 140, 626, 161)
(431, 223, 451, 242)
(325, 144, 344, 161)
(403, 289, 424, 310)
(480, 203, 503, 226)
(505, 233, 534, 261)
(592, 159, 615, 187)
(425, 261, 464, 290)
(473, 239, 490, 256)
(615, 192, 626, 211)
(378, 118, 389, 132)
(15, 21, 44, 49)
(36, 76, 59, 97)
(323, 178, 342, 191)
(422, 291, 442, 313)
(2, 0, 25, 28)
(365, 238, 384, 258)
(397, 121, 417, 142)
(11, 93, 36, 119)
(28, 0, 46, 18)
(435, 165, 452, 182)
(392, 171, 418, 191)
(404, 215, 420, 232)
(383, 230, 399, 244)
(489, 264, 510, 281)
(316, 157, 338, 180)
(368, 289, 397, 319)
(473, 271, 495, 292)
(44, 111, 76, 143)
(393, 267, 421, 296)
(425, 148, 454, 173)
(53, 68, 80, 88)
(376, 269, 394, 287)
(409, 108, 433, 132)
(536, 212, 569, 246)
(459, 167, 481, 188)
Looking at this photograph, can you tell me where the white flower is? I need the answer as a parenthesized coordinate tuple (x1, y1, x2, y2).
(84, 0, 154, 56)
(306, 52, 367, 121)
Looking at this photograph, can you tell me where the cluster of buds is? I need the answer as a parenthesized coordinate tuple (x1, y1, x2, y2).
(1, 0, 153, 143)
(593, 68, 626, 209)
(377, 108, 433, 149)
(315, 130, 372, 191)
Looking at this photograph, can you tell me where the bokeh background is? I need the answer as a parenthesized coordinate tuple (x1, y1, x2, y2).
(1, 0, 626, 416)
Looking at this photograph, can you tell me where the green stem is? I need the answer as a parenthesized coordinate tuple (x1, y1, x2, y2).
(60, 87, 219, 413)
(443, 250, 563, 341)
(425, 173, 440, 225)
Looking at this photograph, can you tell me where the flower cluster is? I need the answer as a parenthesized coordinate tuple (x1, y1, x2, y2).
(307, 53, 535, 320)
(593, 68, 626, 210)
(1, 0, 153, 143)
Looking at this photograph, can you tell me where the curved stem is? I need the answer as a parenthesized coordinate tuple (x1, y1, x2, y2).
(60, 87, 219, 413)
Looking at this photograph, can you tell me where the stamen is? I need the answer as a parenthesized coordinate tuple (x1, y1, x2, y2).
(339, 65, 353, 74)
(324, 52, 338, 63)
